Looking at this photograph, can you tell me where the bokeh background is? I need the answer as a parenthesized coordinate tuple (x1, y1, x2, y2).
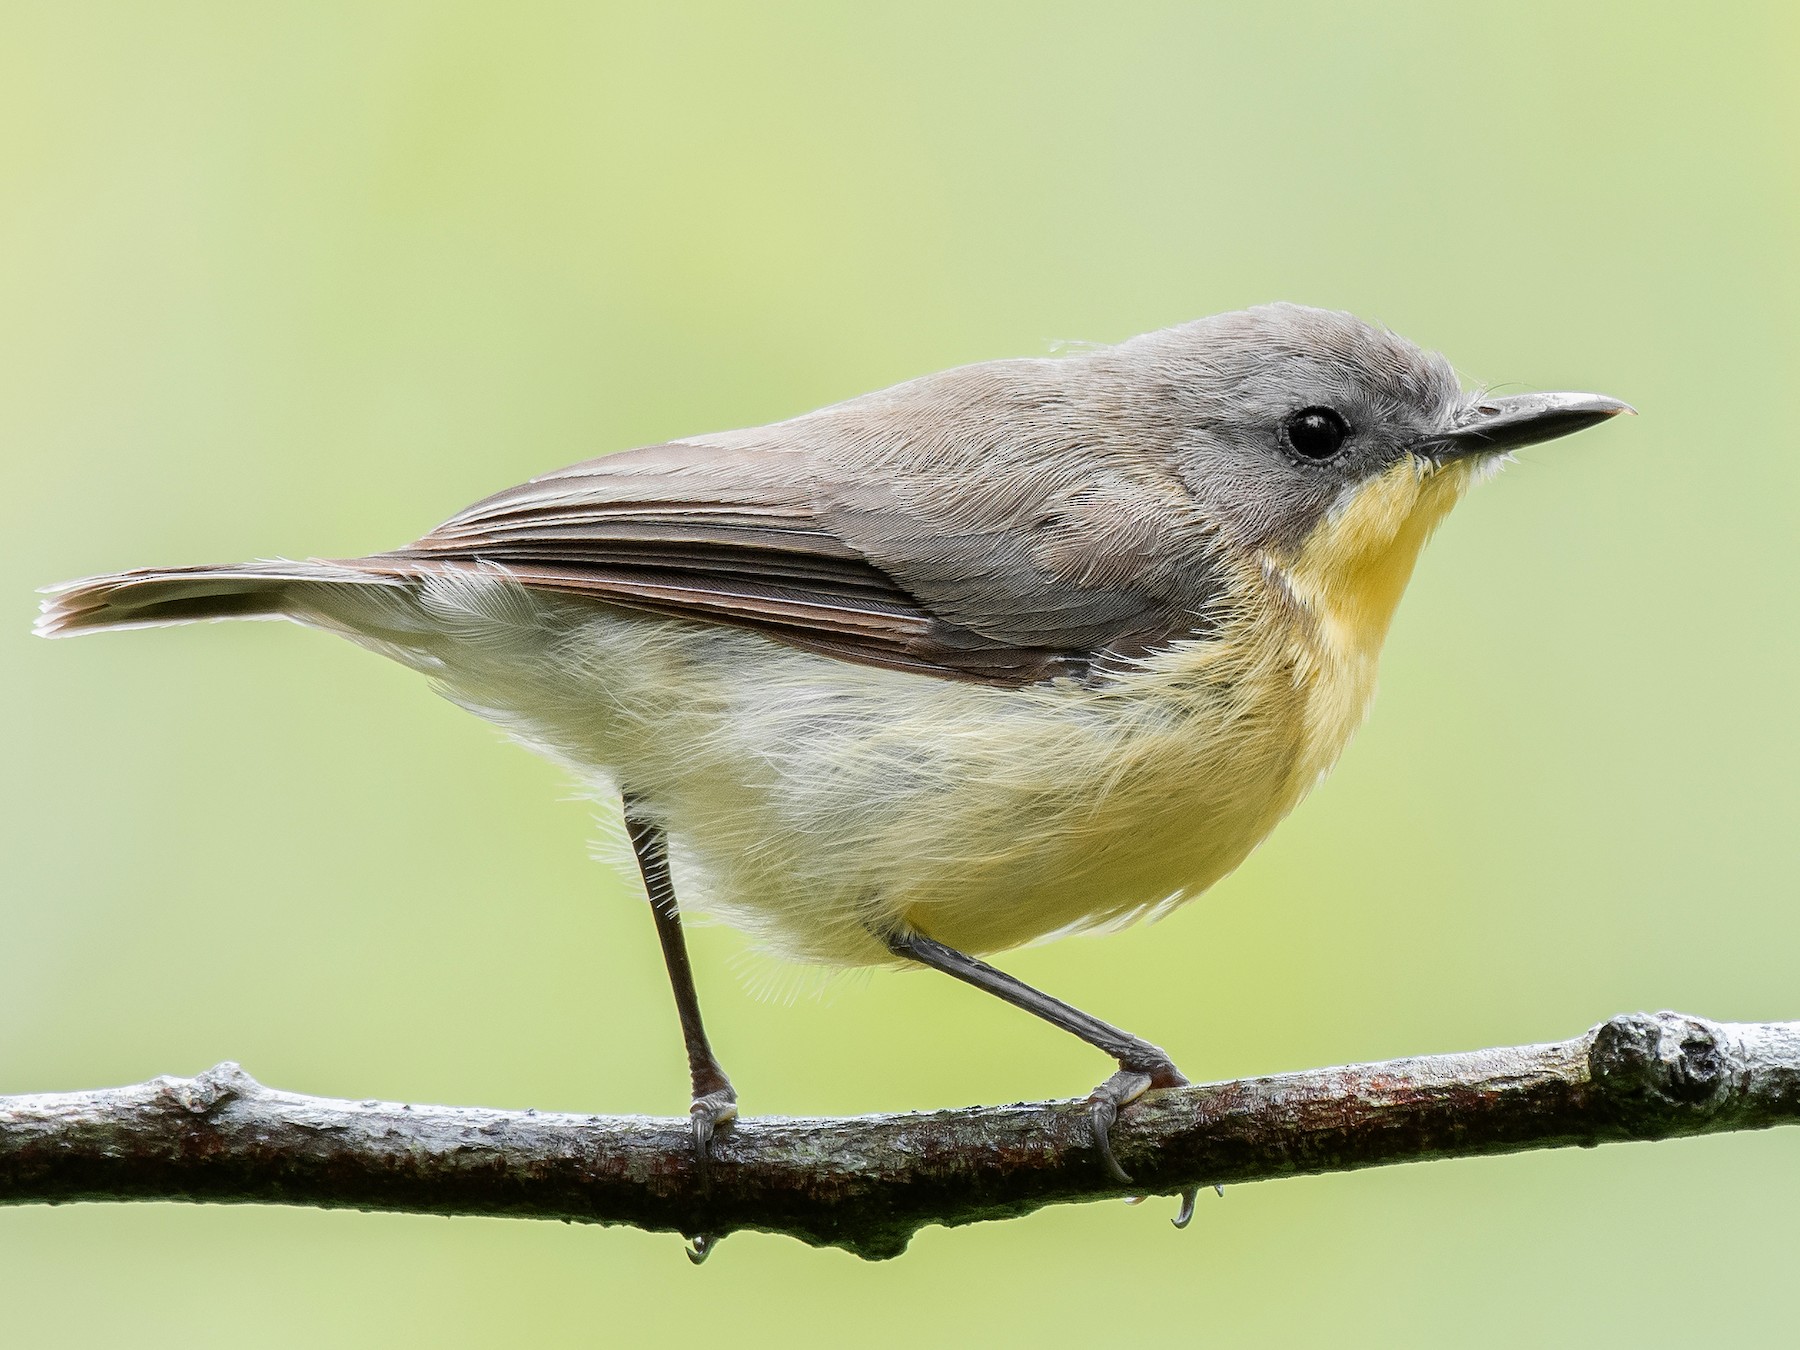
(3, 3, 1797, 1345)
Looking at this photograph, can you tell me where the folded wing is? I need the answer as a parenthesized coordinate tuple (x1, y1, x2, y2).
(362, 360, 1224, 686)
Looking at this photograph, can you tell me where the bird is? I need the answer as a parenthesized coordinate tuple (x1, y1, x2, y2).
(36, 302, 1631, 1192)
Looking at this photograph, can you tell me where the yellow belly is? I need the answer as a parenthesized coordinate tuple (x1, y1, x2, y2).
(894, 455, 1482, 957)
(407, 456, 1482, 967)
(893, 632, 1314, 953)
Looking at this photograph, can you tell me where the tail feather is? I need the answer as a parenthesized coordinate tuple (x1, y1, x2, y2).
(34, 560, 404, 638)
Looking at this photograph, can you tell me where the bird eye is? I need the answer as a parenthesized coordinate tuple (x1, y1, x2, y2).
(1283, 406, 1350, 461)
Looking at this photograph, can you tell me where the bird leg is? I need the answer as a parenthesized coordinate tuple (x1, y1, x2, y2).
(621, 796, 737, 1175)
(882, 927, 1185, 1184)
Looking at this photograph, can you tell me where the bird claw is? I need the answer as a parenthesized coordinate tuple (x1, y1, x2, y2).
(679, 1091, 736, 1263)
(1087, 1067, 1159, 1183)
(1172, 1187, 1199, 1229)
(689, 1088, 738, 1181)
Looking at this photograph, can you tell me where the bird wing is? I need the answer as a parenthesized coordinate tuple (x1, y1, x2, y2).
(359, 360, 1225, 686)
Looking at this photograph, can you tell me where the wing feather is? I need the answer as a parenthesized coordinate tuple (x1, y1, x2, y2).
(360, 361, 1224, 685)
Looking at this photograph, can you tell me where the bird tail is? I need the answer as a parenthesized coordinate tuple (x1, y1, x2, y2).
(34, 560, 406, 638)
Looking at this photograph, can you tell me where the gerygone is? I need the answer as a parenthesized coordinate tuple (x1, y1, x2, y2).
(37, 303, 1630, 1184)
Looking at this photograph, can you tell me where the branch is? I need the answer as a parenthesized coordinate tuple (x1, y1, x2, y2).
(3, 1011, 1795, 1260)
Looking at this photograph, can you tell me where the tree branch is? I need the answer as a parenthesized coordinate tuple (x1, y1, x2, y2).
(3, 1011, 1795, 1260)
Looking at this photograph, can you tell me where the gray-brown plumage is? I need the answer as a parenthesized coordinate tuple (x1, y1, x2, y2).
(46, 307, 1465, 680)
(36, 303, 1631, 1195)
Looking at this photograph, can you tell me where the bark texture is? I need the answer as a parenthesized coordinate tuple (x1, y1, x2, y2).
(2, 1011, 1794, 1260)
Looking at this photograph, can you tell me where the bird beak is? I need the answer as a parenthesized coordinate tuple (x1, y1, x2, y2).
(1431, 391, 1635, 460)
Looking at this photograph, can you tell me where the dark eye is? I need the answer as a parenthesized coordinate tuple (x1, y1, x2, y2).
(1283, 406, 1350, 461)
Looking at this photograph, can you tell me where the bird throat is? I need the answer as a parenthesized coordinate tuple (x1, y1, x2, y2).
(1268, 456, 1482, 790)
(1281, 456, 1478, 652)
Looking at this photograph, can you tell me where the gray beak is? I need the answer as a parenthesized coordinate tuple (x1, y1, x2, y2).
(1433, 391, 1635, 459)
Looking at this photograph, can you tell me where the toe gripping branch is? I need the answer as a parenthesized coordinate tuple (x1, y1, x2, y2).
(880, 925, 1199, 1219)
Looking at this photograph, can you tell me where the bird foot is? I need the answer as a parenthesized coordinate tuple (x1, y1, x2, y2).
(679, 1088, 736, 1263)
(690, 1086, 738, 1176)
(1088, 1060, 1186, 1184)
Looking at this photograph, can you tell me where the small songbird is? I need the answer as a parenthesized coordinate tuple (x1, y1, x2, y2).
(37, 303, 1630, 1184)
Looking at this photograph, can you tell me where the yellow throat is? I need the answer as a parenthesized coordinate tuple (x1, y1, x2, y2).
(1271, 455, 1482, 788)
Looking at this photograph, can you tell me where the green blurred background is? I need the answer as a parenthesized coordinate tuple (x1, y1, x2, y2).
(3, 2, 1796, 1344)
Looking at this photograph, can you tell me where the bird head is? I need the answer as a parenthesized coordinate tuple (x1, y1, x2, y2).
(1110, 303, 1632, 642)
